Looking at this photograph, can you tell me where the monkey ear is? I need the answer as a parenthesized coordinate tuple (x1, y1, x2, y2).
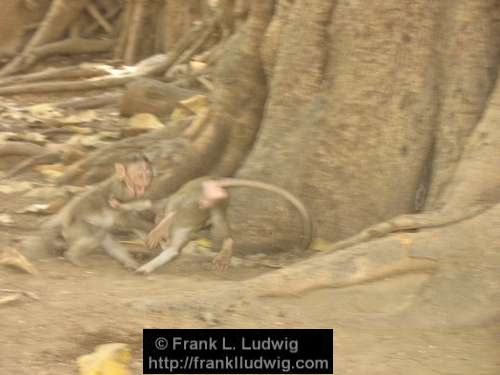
(114, 163, 127, 179)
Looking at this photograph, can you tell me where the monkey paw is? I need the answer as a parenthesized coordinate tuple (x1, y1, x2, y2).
(146, 230, 163, 249)
(135, 264, 154, 274)
(124, 260, 139, 271)
(108, 198, 121, 209)
(212, 253, 231, 272)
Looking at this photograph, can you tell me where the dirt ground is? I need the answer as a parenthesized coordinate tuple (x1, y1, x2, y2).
(0, 94, 499, 375)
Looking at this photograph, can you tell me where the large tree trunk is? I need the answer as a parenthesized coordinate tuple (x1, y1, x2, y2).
(218, 0, 500, 251)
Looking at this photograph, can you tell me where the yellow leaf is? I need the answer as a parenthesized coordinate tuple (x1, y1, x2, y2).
(178, 94, 209, 115)
(310, 238, 333, 251)
(77, 343, 132, 375)
(0, 181, 34, 194)
(59, 110, 98, 124)
(34, 163, 66, 179)
(128, 113, 164, 130)
(196, 237, 212, 249)
(27, 103, 62, 119)
(398, 234, 413, 247)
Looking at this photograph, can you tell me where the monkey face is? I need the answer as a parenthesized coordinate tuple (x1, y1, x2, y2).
(124, 161, 153, 197)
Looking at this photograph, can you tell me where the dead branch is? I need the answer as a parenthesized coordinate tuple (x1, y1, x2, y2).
(85, 3, 113, 34)
(0, 21, 215, 95)
(83, 2, 122, 37)
(0, 63, 114, 87)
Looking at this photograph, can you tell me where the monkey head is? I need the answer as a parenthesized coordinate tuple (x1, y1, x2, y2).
(115, 153, 153, 197)
(199, 180, 229, 209)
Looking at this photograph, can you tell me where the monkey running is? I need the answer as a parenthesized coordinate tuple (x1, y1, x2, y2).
(134, 176, 313, 274)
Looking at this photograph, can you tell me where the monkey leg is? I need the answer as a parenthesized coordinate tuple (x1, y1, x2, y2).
(64, 237, 101, 267)
(102, 235, 139, 270)
(212, 238, 234, 272)
(137, 227, 191, 274)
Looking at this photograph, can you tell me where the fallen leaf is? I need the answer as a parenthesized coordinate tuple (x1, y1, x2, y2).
(67, 126, 94, 135)
(0, 214, 13, 225)
(58, 110, 97, 124)
(178, 95, 209, 115)
(196, 237, 212, 249)
(27, 103, 62, 119)
(77, 343, 132, 375)
(15, 131, 47, 144)
(128, 113, 164, 130)
(0, 132, 16, 142)
(16, 203, 51, 214)
(310, 238, 333, 251)
(0, 247, 37, 274)
(0, 181, 34, 194)
(0, 294, 21, 305)
(33, 163, 66, 179)
(189, 60, 207, 73)
(398, 234, 413, 248)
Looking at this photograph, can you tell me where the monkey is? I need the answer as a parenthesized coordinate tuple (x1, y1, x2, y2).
(27, 152, 155, 269)
(134, 177, 313, 274)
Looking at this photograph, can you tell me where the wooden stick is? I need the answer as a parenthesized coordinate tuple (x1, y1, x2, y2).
(85, 3, 114, 33)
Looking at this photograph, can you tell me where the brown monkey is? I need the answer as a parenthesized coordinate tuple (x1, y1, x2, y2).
(136, 177, 313, 274)
(29, 153, 154, 269)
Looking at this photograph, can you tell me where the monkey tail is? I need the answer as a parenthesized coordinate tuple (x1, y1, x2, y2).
(22, 215, 64, 259)
(215, 178, 313, 250)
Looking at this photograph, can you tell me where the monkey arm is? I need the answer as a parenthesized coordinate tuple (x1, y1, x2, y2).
(146, 211, 176, 248)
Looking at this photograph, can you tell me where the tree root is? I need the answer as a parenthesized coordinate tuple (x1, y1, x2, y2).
(54, 92, 122, 110)
(4, 151, 61, 178)
(0, 63, 114, 87)
(0, 0, 92, 77)
(14, 37, 115, 70)
(0, 142, 46, 157)
(325, 204, 491, 252)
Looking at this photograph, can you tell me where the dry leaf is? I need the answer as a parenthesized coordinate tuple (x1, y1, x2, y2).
(170, 106, 192, 121)
(16, 132, 47, 144)
(34, 163, 66, 179)
(189, 60, 207, 73)
(16, 203, 51, 214)
(398, 234, 413, 248)
(67, 126, 94, 135)
(178, 95, 209, 115)
(0, 294, 21, 305)
(59, 110, 97, 124)
(0, 132, 16, 142)
(0, 181, 34, 194)
(0, 247, 37, 274)
(128, 113, 164, 130)
(77, 343, 132, 375)
(27, 103, 62, 119)
(196, 237, 212, 249)
(0, 214, 13, 225)
(310, 238, 333, 251)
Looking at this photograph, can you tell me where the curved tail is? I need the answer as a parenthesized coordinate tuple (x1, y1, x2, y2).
(215, 178, 313, 250)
